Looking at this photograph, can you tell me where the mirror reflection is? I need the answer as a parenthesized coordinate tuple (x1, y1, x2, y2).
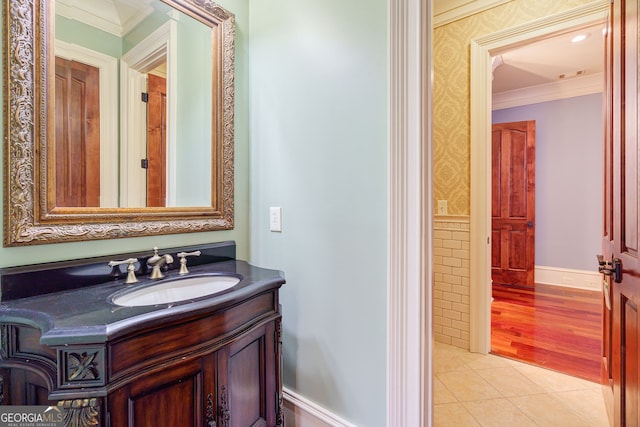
(54, 0, 213, 208)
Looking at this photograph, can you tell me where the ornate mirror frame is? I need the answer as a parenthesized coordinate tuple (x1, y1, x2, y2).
(3, 0, 235, 246)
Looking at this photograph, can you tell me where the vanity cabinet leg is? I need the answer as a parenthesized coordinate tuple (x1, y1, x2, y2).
(57, 398, 101, 427)
(275, 319, 284, 427)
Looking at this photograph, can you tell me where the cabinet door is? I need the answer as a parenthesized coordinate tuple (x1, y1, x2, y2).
(108, 358, 208, 427)
(217, 321, 278, 427)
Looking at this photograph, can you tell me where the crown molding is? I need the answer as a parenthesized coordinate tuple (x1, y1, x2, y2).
(56, 0, 153, 37)
(492, 72, 603, 110)
(434, 0, 514, 28)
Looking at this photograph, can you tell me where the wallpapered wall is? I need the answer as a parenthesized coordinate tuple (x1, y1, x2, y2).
(433, 0, 595, 215)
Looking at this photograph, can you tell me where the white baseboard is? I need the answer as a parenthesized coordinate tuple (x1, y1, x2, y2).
(283, 387, 357, 427)
(535, 265, 601, 291)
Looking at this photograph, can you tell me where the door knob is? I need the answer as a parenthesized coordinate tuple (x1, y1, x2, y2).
(526, 221, 534, 228)
(597, 254, 622, 283)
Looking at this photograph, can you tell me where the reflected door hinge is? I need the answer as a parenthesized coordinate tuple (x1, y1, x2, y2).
(141, 158, 149, 169)
(141, 92, 149, 103)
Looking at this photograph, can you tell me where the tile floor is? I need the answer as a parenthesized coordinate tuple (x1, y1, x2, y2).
(433, 342, 610, 426)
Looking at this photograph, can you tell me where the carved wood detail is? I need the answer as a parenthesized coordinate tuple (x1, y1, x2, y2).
(219, 384, 230, 427)
(3, 0, 235, 246)
(275, 320, 284, 426)
(60, 348, 105, 388)
(67, 352, 98, 381)
(193, 0, 233, 21)
(58, 398, 100, 427)
(206, 392, 215, 427)
(0, 372, 4, 405)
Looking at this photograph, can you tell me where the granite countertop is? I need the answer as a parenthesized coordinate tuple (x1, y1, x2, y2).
(0, 260, 285, 346)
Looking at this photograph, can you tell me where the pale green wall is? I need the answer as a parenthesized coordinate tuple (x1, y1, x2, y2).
(175, 13, 213, 205)
(248, 1, 388, 425)
(56, 15, 122, 57)
(0, 0, 250, 266)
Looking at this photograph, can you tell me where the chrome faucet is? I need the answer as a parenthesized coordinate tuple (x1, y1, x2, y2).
(147, 247, 174, 280)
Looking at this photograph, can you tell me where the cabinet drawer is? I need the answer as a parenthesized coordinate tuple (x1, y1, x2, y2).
(109, 292, 277, 379)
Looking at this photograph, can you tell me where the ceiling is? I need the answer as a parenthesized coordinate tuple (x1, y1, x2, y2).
(491, 22, 605, 94)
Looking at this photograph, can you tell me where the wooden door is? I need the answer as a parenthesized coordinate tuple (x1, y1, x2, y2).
(602, 5, 616, 425)
(606, 0, 640, 425)
(146, 73, 167, 207)
(54, 56, 101, 207)
(491, 121, 536, 287)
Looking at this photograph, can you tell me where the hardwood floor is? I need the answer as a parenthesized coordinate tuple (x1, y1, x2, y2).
(491, 282, 602, 383)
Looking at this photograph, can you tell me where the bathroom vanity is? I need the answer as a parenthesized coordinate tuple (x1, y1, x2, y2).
(0, 242, 285, 427)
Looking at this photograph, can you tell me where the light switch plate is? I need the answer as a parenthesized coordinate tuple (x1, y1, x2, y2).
(437, 200, 448, 215)
(270, 207, 282, 232)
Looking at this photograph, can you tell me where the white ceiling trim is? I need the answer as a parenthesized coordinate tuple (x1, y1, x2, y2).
(492, 72, 603, 110)
(56, 0, 153, 37)
(56, 0, 122, 36)
(434, 0, 514, 28)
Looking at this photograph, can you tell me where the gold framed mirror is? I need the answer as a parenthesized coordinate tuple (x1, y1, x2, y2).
(3, 0, 235, 246)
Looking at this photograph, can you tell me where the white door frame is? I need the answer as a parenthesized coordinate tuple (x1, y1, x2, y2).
(469, 0, 610, 353)
(388, 0, 433, 425)
(120, 20, 177, 208)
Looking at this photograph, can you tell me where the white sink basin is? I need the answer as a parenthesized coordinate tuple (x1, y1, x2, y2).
(111, 275, 241, 307)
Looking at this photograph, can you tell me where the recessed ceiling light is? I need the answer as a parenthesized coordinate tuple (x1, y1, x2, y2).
(571, 33, 590, 43)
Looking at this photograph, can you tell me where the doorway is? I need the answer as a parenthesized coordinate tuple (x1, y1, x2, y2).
(490, 96, 604, 382)
(469, 2, 610, 355)
(120, 20, 177, 208)
(490, 120, 536, 289)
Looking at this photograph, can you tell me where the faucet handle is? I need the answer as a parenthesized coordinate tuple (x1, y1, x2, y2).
(108, 258, 139, 284)
(177, 251, 201, 275)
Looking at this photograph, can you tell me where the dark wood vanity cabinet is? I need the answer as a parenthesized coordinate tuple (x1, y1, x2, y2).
(0, 286, 284, 427)
(0, 243, 285, 427)
(1, 367, 57, 407)
(107, 319, 281, 427)
(0, 324, 59, 407)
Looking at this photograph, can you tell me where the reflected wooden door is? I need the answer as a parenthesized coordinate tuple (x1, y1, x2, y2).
(491, 121, 536, 287)
(146, 73, 167, 207)
(607, 0, 640, 424)
(54, 57, 100, 207)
